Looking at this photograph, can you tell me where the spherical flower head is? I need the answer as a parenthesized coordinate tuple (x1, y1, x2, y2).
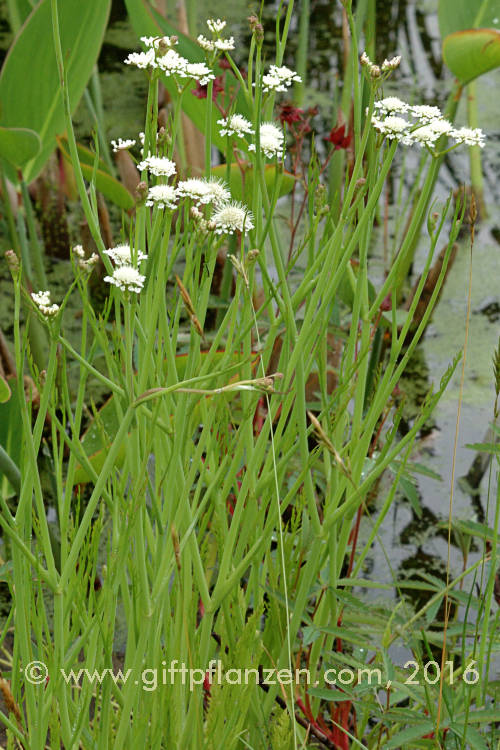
(31, 290, 60, 317)
(218, 113, 254, 138)
(145, 184, 178, 210)
(137, 156, 177, 177)
(451, 126, 485, 148)
(374, 97, 409, 114)
(124, 49, 156, 69)
(104, 244, 147, 265)
(249, 122, 284, 159)
(204, 177, 232, 206)
(111, 137, 136, 153)
(410, 104, 443, 123)
(156, 48, 188, 77)
(104, 266, 145, 294)
(176, 177, 230, 206)
(186, 62, 215, 86)
(212, 202, 254, 234)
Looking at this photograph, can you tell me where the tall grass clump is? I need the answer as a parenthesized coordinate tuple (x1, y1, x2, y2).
(0, 0, 497, 748)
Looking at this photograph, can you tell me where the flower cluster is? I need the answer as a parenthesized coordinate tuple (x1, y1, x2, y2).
(125, 35, 216, 87)
(372, 98, 485, 149)
(262, 64, 302, 93)
(218, 114, 253, 138)
(111, 138, 136, 153)
(104, 265, 146, 294)
(31, 290, 60, 317)
(360, 51, 401, 79)
(249, 122, 284, 158)
(104, 244, 147, 265)
(176, 177, 231, 206)
(137, 156, 177, 177)
(73, 244, 99, 271)
(197, 18, 235, 53)
(211, 202, 254, 234)
(217, 114, 285, 159)
(104, 244, 146, 294)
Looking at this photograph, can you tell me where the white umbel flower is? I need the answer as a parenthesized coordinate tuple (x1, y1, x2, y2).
(137, 156, 177, 177)
(145, 184, 178, 209)
(197, 34, 215, 52)
(262, 64, 302, 93)
(207, 18, 227, 33)
(186, 62, 215, 85)
(104, 244, 147, 266)
(124, 49, 156, 69)
(451, 126, 485, 148)
(156, 48, 189, 77)
(409, 105, 443, 123)
(111, 138, 136, 153)
(249, 122, 284, 158)
(214, 37, 235, 50)
(371, 114, 413, 143)
(104, 266, 145, 294)
(373, 97, 409, 114)
(212, 202, 254, 234)
(140, 35, 177, 50)
(31, 290, 60, 317)
(218, 114, 254, 138)
(411, 125, 441, 147)
(73, 244, 99, 271)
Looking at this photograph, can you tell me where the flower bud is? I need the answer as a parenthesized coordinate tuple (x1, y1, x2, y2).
(135, 180, 148, 204)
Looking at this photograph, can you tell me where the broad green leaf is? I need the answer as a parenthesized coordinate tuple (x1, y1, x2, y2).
(438, 0, 500, 38)
(0, 374, 11, 403)
(5, 0, 35, 35)
(443, 29, 500, 84)
(211, 163, 297, 204)
(0, 0, 111, 183)
(58, 138, 135, 211)
(0, 126, 40, 168)
(123, 0, 251, 153)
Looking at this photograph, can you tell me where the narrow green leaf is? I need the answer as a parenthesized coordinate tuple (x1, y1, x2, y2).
(465, 441, 499, 453)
